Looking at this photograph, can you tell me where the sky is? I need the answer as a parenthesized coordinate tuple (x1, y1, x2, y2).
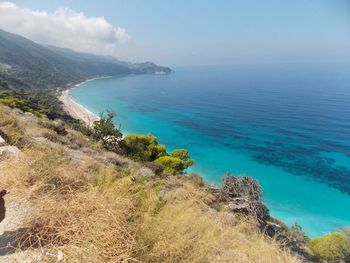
(1, 0, 350, 66)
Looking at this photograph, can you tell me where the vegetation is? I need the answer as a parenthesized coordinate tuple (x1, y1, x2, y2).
(154, 156, 185, 174)
(0, 105, 300, 262)
(92, 111, 121, 139)
(119, 134, 167, 161)
(0, 87, 193, 175)
(0, 97, 46, 118)
(288, 222, 310, 244)
(171, 148, 195, 168)
(155, 149, 194, 174)
(118, 133, 194, 174)
(0, 86, 78, 121)
(0, 28, 171, 90)
(308, 232, 350, 261)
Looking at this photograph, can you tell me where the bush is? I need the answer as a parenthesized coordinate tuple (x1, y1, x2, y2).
(0, 88, 77, 121)
(0, 97, 46, 118)
(92, 111, 122, 141)
(120, 135, 195, 174)
(155, 156, 187, 175)
(119, 134, 166, 162)
(288, 222, 309, 244)
(171, 149, 195, 169)
(309, 232, 350, 261)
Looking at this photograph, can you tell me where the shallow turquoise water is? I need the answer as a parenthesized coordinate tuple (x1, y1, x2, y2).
(70, 64, 350, 237)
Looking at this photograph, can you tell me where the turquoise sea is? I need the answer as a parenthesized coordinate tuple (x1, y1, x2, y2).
(70, 63, 350, 237)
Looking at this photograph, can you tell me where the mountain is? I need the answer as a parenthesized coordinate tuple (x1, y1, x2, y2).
(0, 29, 171, 89)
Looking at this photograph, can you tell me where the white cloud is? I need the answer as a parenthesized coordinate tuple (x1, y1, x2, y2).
(0, 1, 131, 56)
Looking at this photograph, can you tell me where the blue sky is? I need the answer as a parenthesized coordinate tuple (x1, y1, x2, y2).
(4, 0, 350, 65)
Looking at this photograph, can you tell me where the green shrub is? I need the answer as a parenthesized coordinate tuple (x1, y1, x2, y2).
(0, 97, 46, 118)
(171, 149, 195, 168)
(119, 134, 194, 174)
(0, 88, 77, 121)
(119, 134, 166, 162)
(309, 232, 350, 261)
(155, 156, 185, 175)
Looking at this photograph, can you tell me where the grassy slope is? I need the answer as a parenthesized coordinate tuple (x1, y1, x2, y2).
(0, 106, 300, 262)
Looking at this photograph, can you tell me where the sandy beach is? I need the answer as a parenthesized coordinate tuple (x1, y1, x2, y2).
(59, 76, 112, 125)
(59, 88, 99, 126)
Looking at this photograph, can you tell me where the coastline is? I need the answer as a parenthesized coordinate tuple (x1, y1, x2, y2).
(59, 77, 107, 126)
(61, 71, 350, 239)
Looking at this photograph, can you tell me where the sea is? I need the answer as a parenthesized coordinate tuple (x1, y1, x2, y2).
(70, 63, 350, 237)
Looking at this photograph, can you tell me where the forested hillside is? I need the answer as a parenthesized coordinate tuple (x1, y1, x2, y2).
(0, 28, 171, 89)
(0, 28, 171, 121)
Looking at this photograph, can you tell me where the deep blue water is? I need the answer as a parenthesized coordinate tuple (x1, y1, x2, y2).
(70, 63, 350, 237)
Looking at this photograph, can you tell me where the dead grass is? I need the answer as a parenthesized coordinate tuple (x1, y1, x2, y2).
(0, 143, 138, 262)
(24, 186, 136, 262)
(134, 180, 299, 263)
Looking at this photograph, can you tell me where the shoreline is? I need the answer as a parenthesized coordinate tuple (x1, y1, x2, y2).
(59, 77, 110, 126)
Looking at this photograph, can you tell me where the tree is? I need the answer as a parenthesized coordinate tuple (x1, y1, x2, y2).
(155, 149, 194, 175)
(155, 156, 186, 175)
(171, 149, 195, 169)
(119, 134, 195, 174)
(119, 134, 166, 162)
(92, 111, 122, 141)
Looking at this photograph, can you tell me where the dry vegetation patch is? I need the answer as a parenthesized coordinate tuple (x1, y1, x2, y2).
(134, 179, 299, 263)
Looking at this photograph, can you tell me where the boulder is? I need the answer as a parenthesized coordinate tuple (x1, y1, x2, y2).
(0, 146, 21, 159)
(220, 174, 269, 222)
(227, 198, 251, 214)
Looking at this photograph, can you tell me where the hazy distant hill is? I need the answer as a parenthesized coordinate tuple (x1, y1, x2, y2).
(0, 28, 171, 89)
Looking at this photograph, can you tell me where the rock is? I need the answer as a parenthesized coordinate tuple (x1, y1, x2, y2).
(0, 200, 34, 259)
(265, 221, 283, 238)
(0, 146, 21, 159)
(0, 136, 5, 146)
(102, 135, 121, 153)
(220, 174, 269, 222)
(227, 198, 251, 214)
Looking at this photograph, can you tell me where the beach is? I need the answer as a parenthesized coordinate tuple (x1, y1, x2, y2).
(59, 88, 99, 126)
(59, 77, 113, 125)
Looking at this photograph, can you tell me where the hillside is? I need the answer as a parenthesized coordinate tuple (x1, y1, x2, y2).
(0, 29, 171, 121)
(0, 105, 302, 262)
(0, 29, 171, 89)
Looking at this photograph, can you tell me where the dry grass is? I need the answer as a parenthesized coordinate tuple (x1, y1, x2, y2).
(0, 106, 300, 263)
(134, 180, 299, 263)
(0, 143, 138, 262)
(24, 186, 136, 262)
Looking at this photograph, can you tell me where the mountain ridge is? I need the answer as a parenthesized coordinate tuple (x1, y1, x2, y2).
(0, 28, 171, 89)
